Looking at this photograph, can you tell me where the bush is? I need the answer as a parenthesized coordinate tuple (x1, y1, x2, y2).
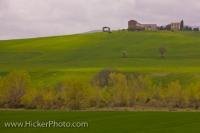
(2, 70, 200, 110)
(108, 73, 135, 107)
(0, 71, 31, 108)
(122, 51, 128, 58)
(146, 85, 164, 107)
(160, 81, 186, 108)
(159, 47, 167, 58)
(186, 83, 200, 109)
(22, 86, 66, 109)
(86, 86, 103, 108)
(57, 80, 91, 110)
(23, 79, 103, 110)
(0, 77, 4, 107)
(127, 74, 152, 104)
(22, 88, 43, 109)
(92, 69, 119, 87)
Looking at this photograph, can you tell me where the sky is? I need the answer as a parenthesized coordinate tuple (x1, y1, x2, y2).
(0, 0, 200, 40)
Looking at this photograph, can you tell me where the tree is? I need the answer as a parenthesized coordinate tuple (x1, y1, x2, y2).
(122, 50, 128, 58)
(158, 26, 165, 30)
(193, 28, 199, 31)
(180, 20, 184, 31)
(159, 47, 167, 58)
(166, 24, 171, 30)
(184, 26, 192, 31)
(92, 69, 119, 87)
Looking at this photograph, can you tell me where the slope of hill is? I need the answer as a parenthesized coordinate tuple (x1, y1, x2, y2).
(0, 31, 200, 82)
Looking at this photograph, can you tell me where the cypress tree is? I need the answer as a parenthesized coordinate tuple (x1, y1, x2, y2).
(180, 20, 184, 30)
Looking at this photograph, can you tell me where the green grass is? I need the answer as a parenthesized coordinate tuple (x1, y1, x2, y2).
(0, 111, 200, 133)
(1, 31, 200, 132)
(0, 31, 200, 83)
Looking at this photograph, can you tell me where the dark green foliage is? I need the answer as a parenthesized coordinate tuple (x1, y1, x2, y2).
(180, 20, 184, 30)
(193, 28, 199, 31)
(184, 26, 193, 31)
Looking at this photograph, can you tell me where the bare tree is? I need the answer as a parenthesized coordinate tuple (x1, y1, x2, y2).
(122, 51, 128, 58)
(159, 47, 167, 58)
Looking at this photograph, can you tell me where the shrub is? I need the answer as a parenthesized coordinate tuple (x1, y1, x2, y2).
(122, 51, 128, 58)
(86, 86, 103, 108)
(0, 71, 31, 108)
(108, 73, 135, 107)
(146, 85, 164, 107)
(21, 88, 43, 109)
(2, 70, 200, 110)
(98, 88, 112, 107)
(57, 80, 91, 110)
(22, 87, 65, 109)
(42, 88, 60, 109)
(92, 69, 119, 87)
(128, 74, 152, 90)
(159, 47, 167, 58)
(186, 83, 200, 109)
(127, 74, 152, 104)
(161, 81, 186, 108)
(0, 77, 5, 107)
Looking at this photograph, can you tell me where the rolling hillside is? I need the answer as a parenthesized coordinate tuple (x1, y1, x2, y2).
(0, 31, 200, 82)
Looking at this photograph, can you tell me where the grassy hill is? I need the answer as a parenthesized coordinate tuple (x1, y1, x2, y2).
(0, 31, 200, 83)
(1, 31, 200, 133)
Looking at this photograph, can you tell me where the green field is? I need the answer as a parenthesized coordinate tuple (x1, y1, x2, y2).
(1, 31, 200, 132)
(0, 31, 200, 84)
(0, 111, 200, 133)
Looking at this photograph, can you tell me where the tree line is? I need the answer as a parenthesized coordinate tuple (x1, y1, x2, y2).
(0, 70, 200, 110)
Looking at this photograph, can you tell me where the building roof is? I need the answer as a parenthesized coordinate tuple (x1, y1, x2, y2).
(128, 20, 137, 23)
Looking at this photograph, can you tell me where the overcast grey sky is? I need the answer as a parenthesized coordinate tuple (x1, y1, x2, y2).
(0, 0, 200, 40)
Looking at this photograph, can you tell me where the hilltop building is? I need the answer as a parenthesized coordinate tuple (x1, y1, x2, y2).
(128, 20, 144, 30)
(128, 20, 137, 30)
(169, 20, 184, 31)
(143, 24, 157, 31)
(128, 19, 186, 31)
(170, 22, 181, 30)
(128, 20, 157, 31)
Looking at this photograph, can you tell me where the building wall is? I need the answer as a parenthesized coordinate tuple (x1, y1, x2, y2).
(128, 20, 137, 30)
(143, 24, 157, 31)
(128, 20, 157, 31)
(171, 23, 181, 30)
